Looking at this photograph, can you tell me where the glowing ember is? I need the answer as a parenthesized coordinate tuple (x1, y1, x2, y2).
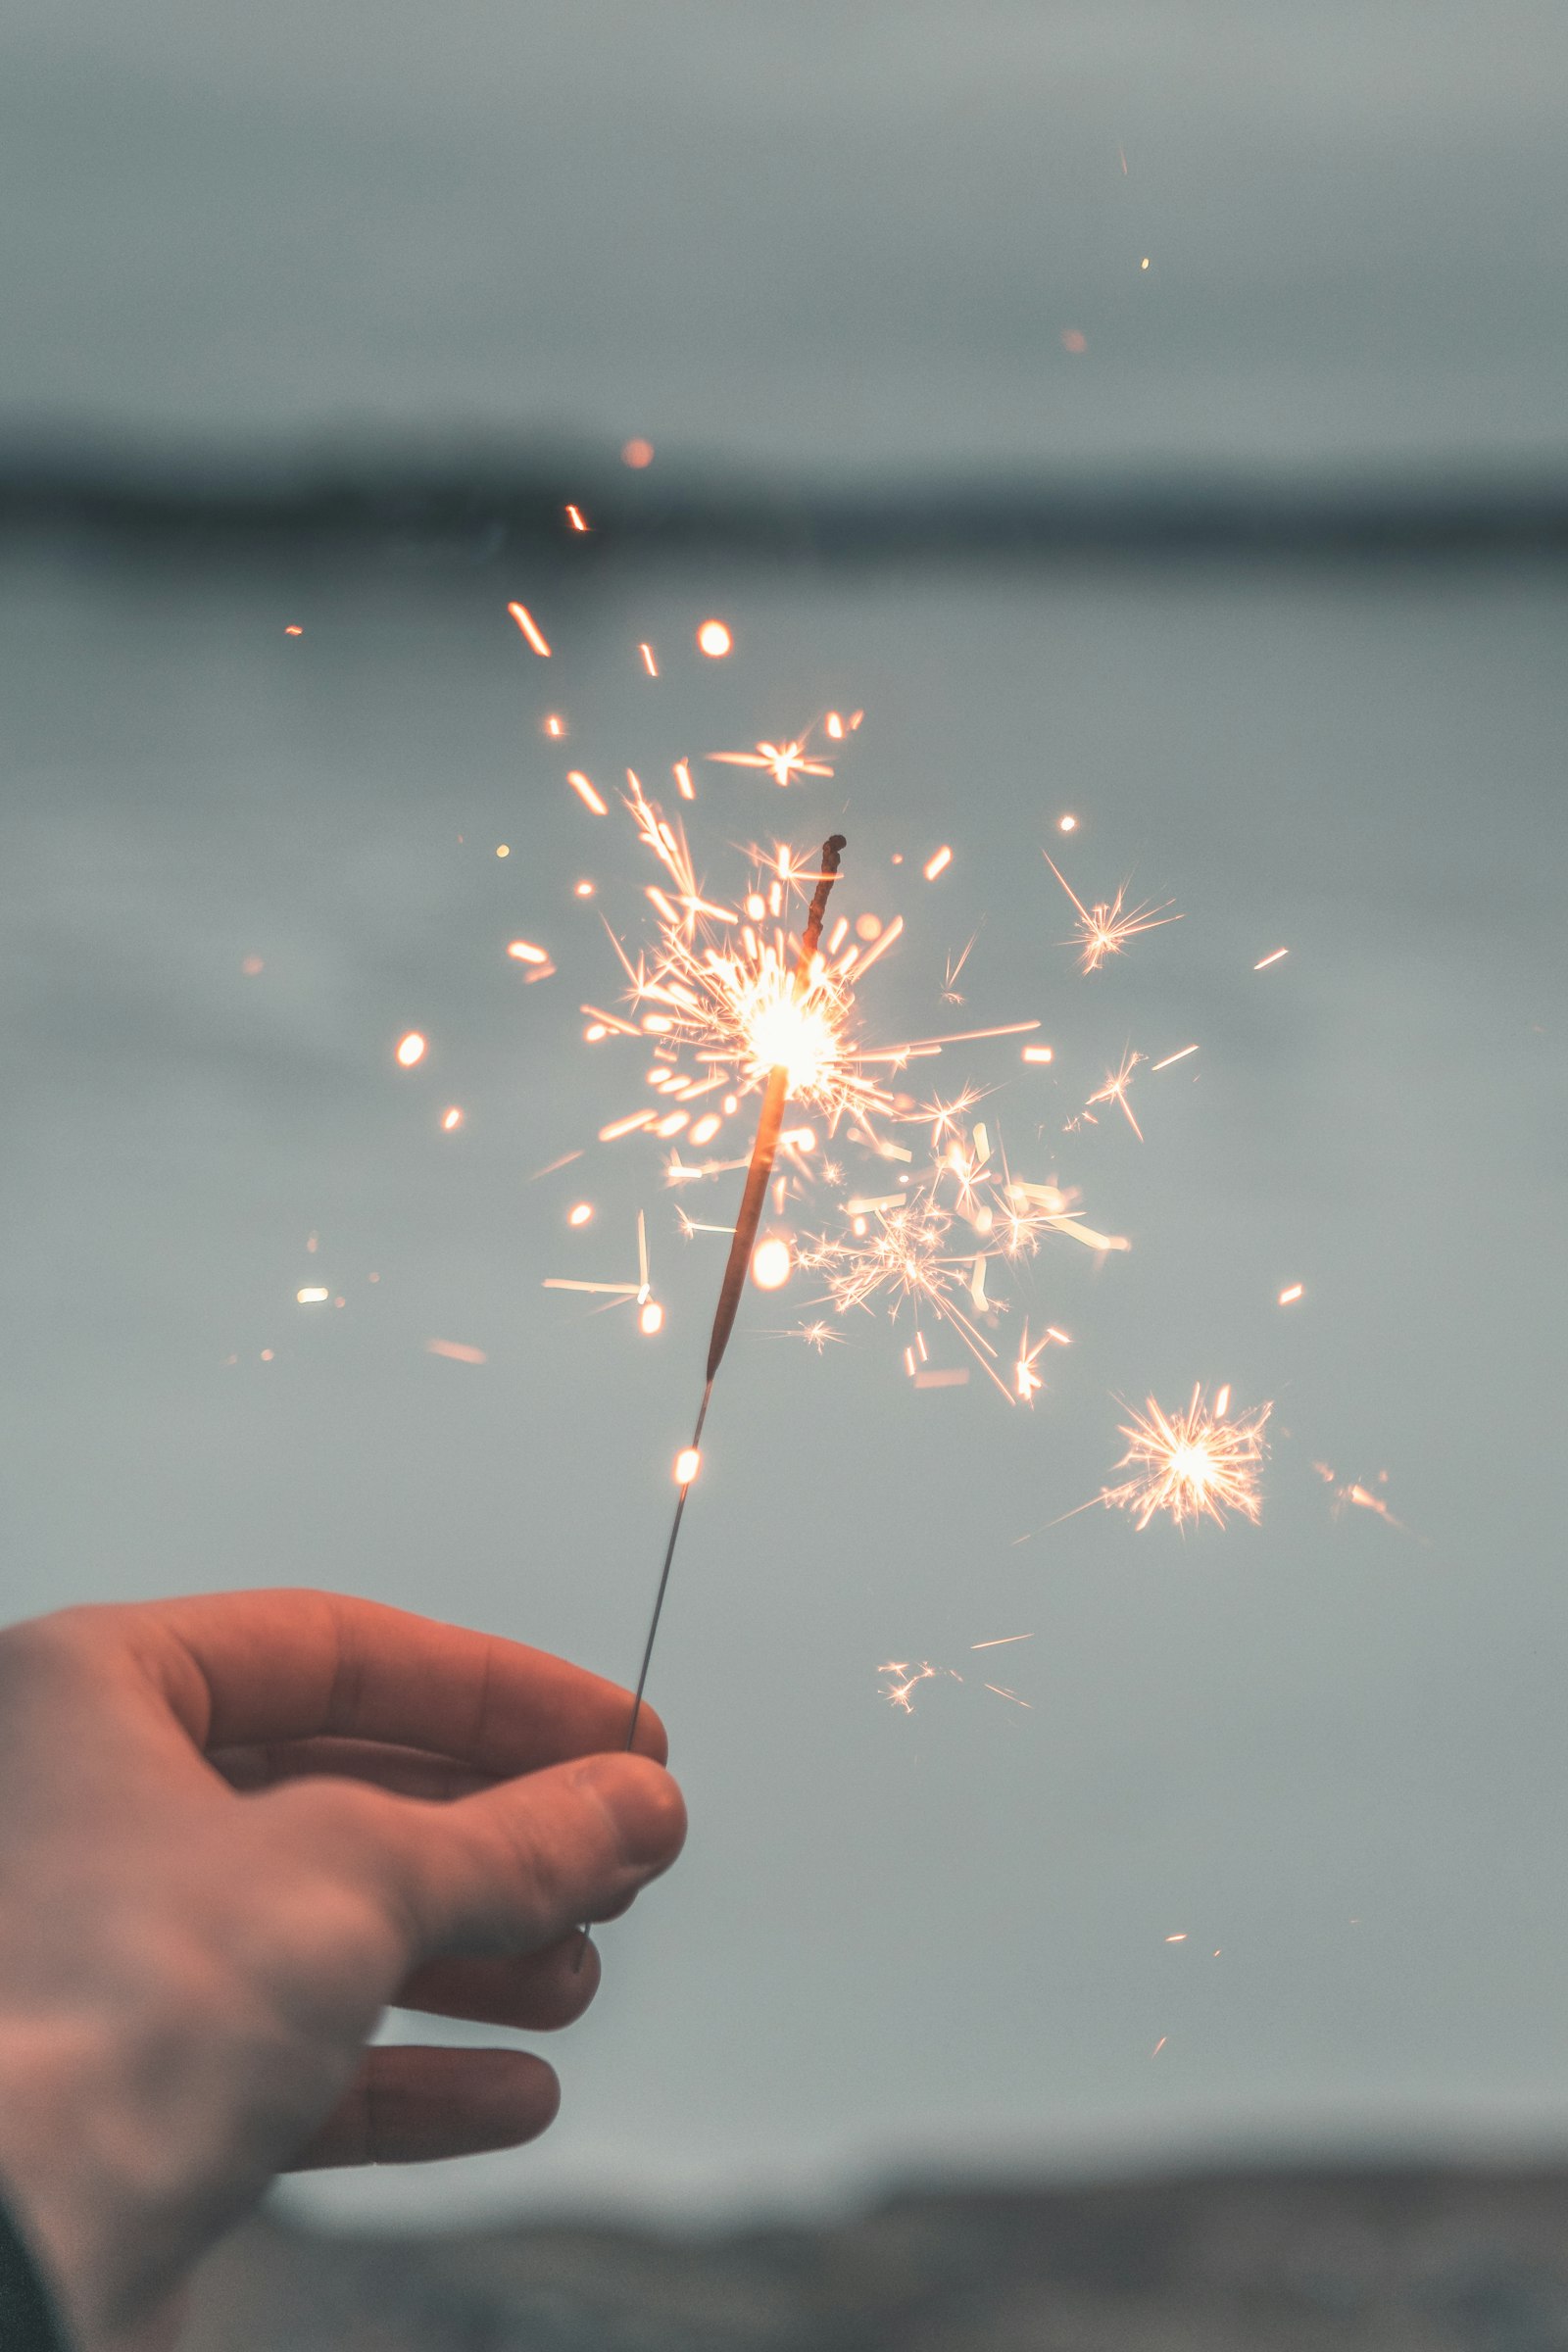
(696, 619, 732, 659)
(1044, 854, 1181, 974)
(1253, 946, 1289, 970)
(673, 1446, 701, 1484)
(441, 1106, 463, 1131)
(923, 846, 953, 881)
(1101, 1387, 1271, 1532)
(567, 1201, 594, 1226)
(640, 1301, 664, 1336)
(1021, 1045, 1054, 1064)
(1278, 1283, 1304, 1305)
(395, 1032, 426, 1067)
(751, 1235, 792, 1290)
(296, 1287, 329, 1305)
(567, 770, 609, 815)
(507, 604, 551, 656)
(508, 939, 551, 965)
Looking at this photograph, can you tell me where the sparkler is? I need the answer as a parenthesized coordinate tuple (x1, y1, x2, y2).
(618, 832, 849, 1757)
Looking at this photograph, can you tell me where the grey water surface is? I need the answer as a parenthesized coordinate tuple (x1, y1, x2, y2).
(0, 546, 1563, 2226)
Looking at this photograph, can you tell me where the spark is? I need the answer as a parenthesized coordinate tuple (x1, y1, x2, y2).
(426, 1340, 487, 1365)
(496, 844, 510, 858)
(567, 1201, 594, 1226)
(1278, 1283, 1304, 1305)
(1022, 1045, 1054, 1064)
(284, 623, 303, 636)
(296, 1288, 329, 1305)
(1043, 854, 1181, 974)
(794, 1320, 843, 1350)
(1087, 1049, 1146, 1140)
(708, 736, 834, 789)
(441, 1106, 464, 1131)
(607, 779, 893, 1134)
(697, 619, 732, 658)
(621, 438, 654, 468)
(1253, 947, 1289, 970)
(941, 935, 976, 1005)
(507, 604, 551, 656)
(1057, 813, 1078, 833)
(984, 1685, 1031, 1707)
(879, 1660, 939, 1713)
(672, 760, 696, 801)
(564, 505, 589, 533)
(923, 845, 953, 882)
(508, 939, 551, 966)
(395, 1032, 426, 1067)
(639, 643, 659, 676)
(674, 1446, 701, 1484)
(1313, 1461, 1415, 1537)
(567, 770, 609, 815)
(971, 1634, 1033, 1649)
(1151, 1044, 1199, 1072)
(1152, 2037, 1167, 2058)
(1101, 1386, 1272, 1532)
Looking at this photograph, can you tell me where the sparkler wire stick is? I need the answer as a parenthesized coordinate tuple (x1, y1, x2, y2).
(575, 837, 847, 1969)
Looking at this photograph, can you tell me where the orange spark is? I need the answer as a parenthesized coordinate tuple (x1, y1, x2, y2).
(1087, 1049, 1146, 1139)
(426, 1340, 486, 1365)
(1278, 1283, 1304, 1305)
(1101, 1386, 1272, 1532)
(564, 505, 589, 532)
(640, 643, 659, 676)
(697, 619, 732, 658)
(508, 939, 551, 965)
(1151, 1044, 1199, 1071)
(923, 845, 953, 881)
(507, 603, 551, 656)
(567, 770, 609, 815)
(621, 438, 654, 468)
(440, 1106, 463, 1131)
(395, 1031, 426, 1068)
(1254, 947, 1289, 970)
(1043, 854, 1181, 974)
(708, 736, 834, 788)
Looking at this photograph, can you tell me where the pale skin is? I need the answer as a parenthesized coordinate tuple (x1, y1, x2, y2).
(0, 1589, 686, 2352)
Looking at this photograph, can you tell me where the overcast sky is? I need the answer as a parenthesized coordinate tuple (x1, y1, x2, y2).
(2, 0, 1567, 474)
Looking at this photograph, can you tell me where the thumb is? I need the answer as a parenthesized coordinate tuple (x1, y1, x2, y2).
(325, 1752, 686, 1968)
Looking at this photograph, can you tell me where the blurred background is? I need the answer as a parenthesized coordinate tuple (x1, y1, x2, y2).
(3, 4, 1567, 2343)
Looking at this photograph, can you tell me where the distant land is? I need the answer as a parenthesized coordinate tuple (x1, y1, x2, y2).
(2, 444, 1567, 565)
(183, 2161, 1568, 2350)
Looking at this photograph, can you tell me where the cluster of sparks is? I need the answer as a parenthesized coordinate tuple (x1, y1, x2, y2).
(1100, 1385, 1272, 1532)
(500, 614, 1298, 1549)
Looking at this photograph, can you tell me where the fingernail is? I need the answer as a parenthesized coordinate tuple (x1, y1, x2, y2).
(572, 1756, 672, 1868)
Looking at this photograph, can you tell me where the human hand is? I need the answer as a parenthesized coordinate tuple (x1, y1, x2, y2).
(0, 1589, 683, 2351)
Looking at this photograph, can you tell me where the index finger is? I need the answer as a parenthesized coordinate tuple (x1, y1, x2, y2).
(101, 1589, 666, 1774)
